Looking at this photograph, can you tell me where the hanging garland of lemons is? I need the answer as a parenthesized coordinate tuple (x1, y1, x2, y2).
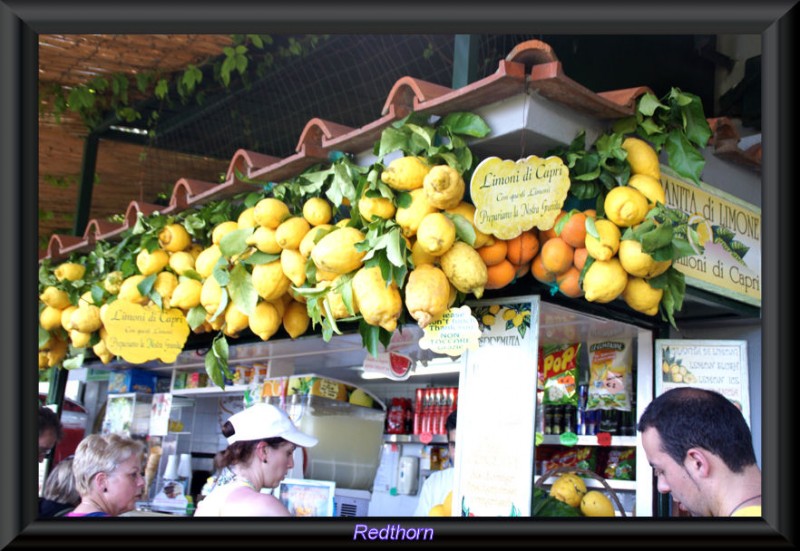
(38, 90, 711, 386)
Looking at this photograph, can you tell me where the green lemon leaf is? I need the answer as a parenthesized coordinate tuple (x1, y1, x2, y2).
(209, 286, 229, 322)
(359, 319, 381, 358)
(665, 130, 705, 185)
(219, 228, 254, 258)
(205, 350, 225, 390)
(641, 223, 674, 251)
(440, 112, 491, 138)
(186, 306, 207, 330)
(212, 262, 230, 287)
(377, 127, 409, 159)
(228, 263, 257, 316)
(39, 327, 51, 348)
(240, 251, 280, 266)
(137, 274, 157, 297)
(638, 92, 668, 116)
(680, 95, 713, 148)
(445, 213, 477, 247)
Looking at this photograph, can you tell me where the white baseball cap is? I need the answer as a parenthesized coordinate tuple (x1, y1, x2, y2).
(226, 403, 318, 447)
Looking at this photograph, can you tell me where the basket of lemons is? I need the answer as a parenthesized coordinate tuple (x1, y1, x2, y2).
(533, 466, 626, 517)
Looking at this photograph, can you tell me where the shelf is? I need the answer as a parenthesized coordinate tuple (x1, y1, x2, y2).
(171, 384, 250, 396)
(382, 434, 448, 444)
(534, 475, 637, 492)
(538, 435, 637, 447)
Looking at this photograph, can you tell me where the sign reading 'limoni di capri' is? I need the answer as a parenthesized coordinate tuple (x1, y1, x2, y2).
(660, 166, 761, 307)
(103, 300, 190, 363)
(470, 156, 570, 240)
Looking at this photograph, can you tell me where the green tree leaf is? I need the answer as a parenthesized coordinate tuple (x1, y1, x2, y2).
(228, 263, 257, 316)
(440, 112, 491, 137)
(446, 213, 477, 247)
(680, 95, 713, 148)
(637, 92, 668, 116)
(665, 130, 705, 185)
(186, 305, 207, 330)
(219, 228, 254, 258)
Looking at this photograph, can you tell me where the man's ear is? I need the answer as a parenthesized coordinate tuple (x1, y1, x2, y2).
(684, 448, 711, 477)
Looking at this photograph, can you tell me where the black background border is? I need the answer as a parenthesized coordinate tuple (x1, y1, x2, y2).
(1, 1, 796, 549)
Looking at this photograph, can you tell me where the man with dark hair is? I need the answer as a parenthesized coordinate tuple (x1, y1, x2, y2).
(38, 405, 63, 463)
(637, 387, 761, 517)
(414, 410, 457, 516)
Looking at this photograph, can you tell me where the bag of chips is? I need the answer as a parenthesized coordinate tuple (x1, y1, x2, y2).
(587, 338, 633, 411)
(603, 448, 636, 480)
(540, 343, 581, 407)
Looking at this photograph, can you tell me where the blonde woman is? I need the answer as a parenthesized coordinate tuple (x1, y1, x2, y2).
(67, 433, 146, 517)
(195, 403, 318, 516)
(39, 457, 80, 517)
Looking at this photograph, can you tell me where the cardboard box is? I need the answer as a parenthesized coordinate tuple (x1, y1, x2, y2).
(108, 369, 158, 394)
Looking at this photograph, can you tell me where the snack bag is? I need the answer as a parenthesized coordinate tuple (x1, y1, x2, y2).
(587, 338, 633, 411)
(544, 446, 597, 473)
(540, 343, 581, 406)
(603, 448, 636, 480)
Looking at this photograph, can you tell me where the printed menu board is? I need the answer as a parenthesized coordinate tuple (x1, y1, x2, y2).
(655, 339, 750, 426)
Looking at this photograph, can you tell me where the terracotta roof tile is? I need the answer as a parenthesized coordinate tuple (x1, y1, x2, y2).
(40, 38, 759, 262)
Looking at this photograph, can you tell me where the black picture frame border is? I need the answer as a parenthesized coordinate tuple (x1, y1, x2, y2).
(1, 1, 795, 548)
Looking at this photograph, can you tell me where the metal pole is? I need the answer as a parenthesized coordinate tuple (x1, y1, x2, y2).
(452, 35, 479, 90)
(72, 131, 99, 238)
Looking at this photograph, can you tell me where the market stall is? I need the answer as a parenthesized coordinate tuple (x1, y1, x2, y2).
(37, 38, 761, 519)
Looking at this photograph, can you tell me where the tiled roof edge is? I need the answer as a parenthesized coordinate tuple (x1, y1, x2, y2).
(42, 38, 744, 262)
(708, 116, 762, 172)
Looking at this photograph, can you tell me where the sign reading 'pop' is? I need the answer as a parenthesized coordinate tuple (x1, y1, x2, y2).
(469, 156, 570, 240)
(103, 301, 190, 364)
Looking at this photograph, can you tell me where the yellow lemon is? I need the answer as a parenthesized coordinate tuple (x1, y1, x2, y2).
(280, 248, 307, 287)
(45, 337, 68, 367)
(314, 277, 359, 319)
(237, 207, 257, 229)
(54, 262, 85, 282)
(92, 339, 114, 364)
(423, 165, 465, 209)
(622, 277, 664, 316)
(136, 248, 169, 276)
(628, 173, 666, 208)
(352, 265, 402, 332)
(622, 136, 661, 180)
(550, 473, 587, 507)
(211, 221, 240, 245)
(604, 186, 650, 228)
(445, 201, 493, 248)
(404, 264, 450, 328)
(39, 351, 49, 370)
(247, 226, 282, 254)
(580, 491, 616, 517)
(61, 305, 78, 331)
(158, 223, 191, 252)
(584, 219, 622, 261)
(252, 260, 291, 301)
(358, 192, 396, 222)
(688, 213, 712, 254)
(618, 239, 672, 278)
(170, 278, 203, 310)
(282, 299, 310, 339)
(275, 216, 311, 251)
(103, 270, 124, 295)
(223, 303, 250, 338)
(395, 188, 438, 238)
(40, 286, 71, 309)
(349, 388, 374, 408)
(410, 239, 439, 268)
(254, 197, 290, 229)
(39, 306, 64, 331)
(302, 197, 333, 226)
(442, 492, 453, 516)
(440, 241, 488, 299)
(582, 258, 628, 303)
(187, 243, 204, 260)
(380, 156, 430, 191)
(310, 227, 367, 274)
(335, 218, 351, 228)
(153, 271, 179, 304)
(416, 212, 456, 257)
(168, 251, 196, 276)
(200, 276, 225, 315)
(69, 329, 92, 349)
(299, 224, 333, 259)
(70, 304, 102, 333)
(194, 245, 223, 280)
(249, 300, 282, 341)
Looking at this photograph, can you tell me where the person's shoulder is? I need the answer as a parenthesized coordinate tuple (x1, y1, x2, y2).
(224, 488, 290, 516)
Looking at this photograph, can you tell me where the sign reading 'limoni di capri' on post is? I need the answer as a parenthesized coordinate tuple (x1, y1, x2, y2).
(103, 300, 190, 364)
(470, 156, 570, 240)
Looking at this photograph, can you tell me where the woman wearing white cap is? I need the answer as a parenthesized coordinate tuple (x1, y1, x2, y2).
(195, 402, 318, 516)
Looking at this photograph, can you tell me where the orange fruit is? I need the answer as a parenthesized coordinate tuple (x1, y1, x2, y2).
(540, 210, 566, 241)
(573, 247, 589, 271)
(506, 230, 540, 265)
(558, 211, 588, 249)
(485, 259, 516, 290)
(540, 237, 574, 275)
(477, 240, 508, 267)
(531, 253, 557, 284)
(511, 260, 531, 279)
(556, 266, 584, 298)
(583, 208, 597, 219)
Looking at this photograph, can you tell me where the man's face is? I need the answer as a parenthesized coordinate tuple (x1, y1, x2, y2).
(38, 428, 57, 463)
(641, 427, 709, 516)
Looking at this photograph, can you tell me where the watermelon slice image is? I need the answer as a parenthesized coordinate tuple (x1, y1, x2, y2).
(389, 352, 412, 377)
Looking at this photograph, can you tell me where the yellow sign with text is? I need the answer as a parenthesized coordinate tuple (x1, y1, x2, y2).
(103, 301, 191, 364)
(661, 166, 761, 306)
(419, 306, 482, 357)
(470, 156, 570, 240)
